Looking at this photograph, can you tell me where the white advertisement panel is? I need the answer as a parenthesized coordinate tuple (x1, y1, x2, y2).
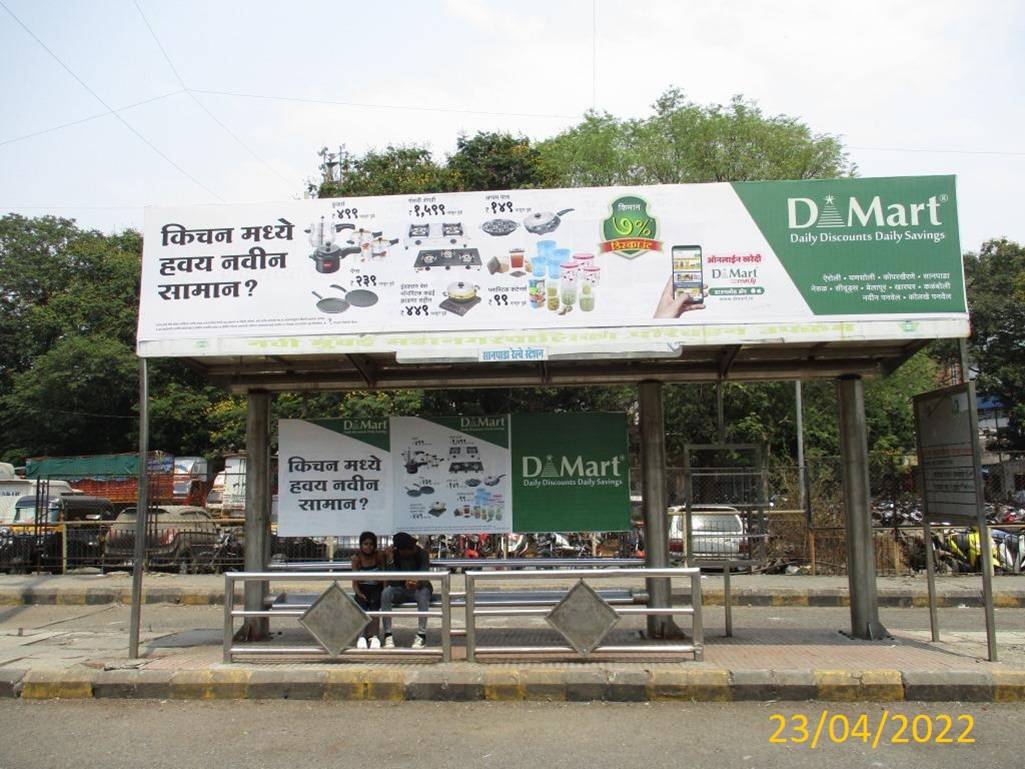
(390, 416, 512, 535)
(277, 419, 392, 536)
(136, 177, 967, 358)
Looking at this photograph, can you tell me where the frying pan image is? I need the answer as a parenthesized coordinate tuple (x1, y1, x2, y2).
(312, 290, 349, 314)
(330, 283, 379, 307)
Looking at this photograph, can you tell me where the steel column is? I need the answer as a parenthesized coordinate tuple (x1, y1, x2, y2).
(128, 358, 149, 659)
(795, 380, 806, 510)
(836, 375, 888, 639)
(638, 380, 682, 638)
(241, 390, 272, 641)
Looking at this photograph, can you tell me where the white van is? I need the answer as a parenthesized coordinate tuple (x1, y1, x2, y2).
(0, 480, 76, 525)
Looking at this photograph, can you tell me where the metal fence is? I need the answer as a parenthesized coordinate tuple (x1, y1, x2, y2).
(7, 454, 1025, 576)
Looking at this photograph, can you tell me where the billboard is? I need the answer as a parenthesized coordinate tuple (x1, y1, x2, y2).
(137, 176, 966, 359)
(277, 414, 630, 536)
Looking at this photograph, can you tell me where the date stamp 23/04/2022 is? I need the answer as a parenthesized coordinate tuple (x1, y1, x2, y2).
(769, 710, 975, 748)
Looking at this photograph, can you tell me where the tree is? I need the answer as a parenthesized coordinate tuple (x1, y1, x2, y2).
(539, 90, 853, 187)
(0, 214, 228, 463)
(313, 145, 446, 199)
(961, 239, 1025, 447)
(2, 335, 138, 457)
(446, 131, 555, 191)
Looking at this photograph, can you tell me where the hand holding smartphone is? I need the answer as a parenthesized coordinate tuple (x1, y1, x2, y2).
(671, 244, 704, 303)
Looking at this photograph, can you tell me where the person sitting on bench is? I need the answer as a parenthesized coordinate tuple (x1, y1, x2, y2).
(351, 531, 386, 649)
(380, 532, 432, 649)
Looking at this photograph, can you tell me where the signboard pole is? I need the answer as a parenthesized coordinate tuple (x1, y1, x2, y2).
(913, 381, 997, 661)
(922, 517, 940, 641)
(128, 359, 149, 659)
(967, 381, 998, 661)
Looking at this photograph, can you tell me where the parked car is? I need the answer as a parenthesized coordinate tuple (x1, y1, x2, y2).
(104, 505, 220, 573)
(668, 504, 748, 560)
(0, 494, 116, 574)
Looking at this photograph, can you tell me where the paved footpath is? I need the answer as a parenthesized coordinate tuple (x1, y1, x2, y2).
(1, 572, 1024, 703)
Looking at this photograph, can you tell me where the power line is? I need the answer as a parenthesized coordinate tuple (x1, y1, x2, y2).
(13, 405, 138, 420)
(0, 89, 186, 148)
(0, 0, 225, 202)
(132, 1, 295, 190)
(190, 88, 581, 120)
(849, 145, 1025, 157)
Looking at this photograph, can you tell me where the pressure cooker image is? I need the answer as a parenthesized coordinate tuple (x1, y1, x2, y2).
(305, 218, 354, 249)
(309, 244, 360, 274)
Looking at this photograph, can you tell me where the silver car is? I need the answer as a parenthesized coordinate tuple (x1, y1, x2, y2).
(668, 504, 747, 559)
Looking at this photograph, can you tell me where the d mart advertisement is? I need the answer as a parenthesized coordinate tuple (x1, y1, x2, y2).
(390, 415, 511, 535)
(136, 176, 966, 357)
(277, 415, 630, 536)
(278, 419, 392, 536)
(510, 413, 630, 533)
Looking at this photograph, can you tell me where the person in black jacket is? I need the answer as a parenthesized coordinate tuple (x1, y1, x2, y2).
(380, 531, 432, 648)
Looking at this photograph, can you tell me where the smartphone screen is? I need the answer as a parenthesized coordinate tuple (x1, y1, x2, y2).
(671, 245, 703, 303)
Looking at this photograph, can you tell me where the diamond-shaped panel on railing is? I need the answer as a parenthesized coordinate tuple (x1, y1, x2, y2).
(299, 582, 370, 657)
(545, 580, 620, 657)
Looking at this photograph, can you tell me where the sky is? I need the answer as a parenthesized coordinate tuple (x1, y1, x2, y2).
(1, 0, 1022, 252)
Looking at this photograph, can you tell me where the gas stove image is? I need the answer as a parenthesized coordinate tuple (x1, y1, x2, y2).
(405, 222, 467, 249)
(414, 248, 483, 271)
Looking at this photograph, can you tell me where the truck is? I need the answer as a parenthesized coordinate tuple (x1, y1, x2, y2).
(204, 453, 247, 517)
(24, 452, 209, 511)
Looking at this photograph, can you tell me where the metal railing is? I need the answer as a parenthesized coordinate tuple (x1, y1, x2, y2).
(224, 570, 453, 663)
(463, 567, 703, 662)
(268, 557, 645, 571)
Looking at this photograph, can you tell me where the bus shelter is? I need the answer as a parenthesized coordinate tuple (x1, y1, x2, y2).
(128, 175, 969, 657)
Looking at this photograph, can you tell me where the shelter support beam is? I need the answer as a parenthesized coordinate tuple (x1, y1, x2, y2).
(240, 390, 272, 641)
(837, 375, 888, 639)
(638, 380, 683, 639)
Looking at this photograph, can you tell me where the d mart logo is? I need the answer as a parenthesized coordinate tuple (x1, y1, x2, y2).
(787, 194, 947, 230)
(522, 453, 624, 479)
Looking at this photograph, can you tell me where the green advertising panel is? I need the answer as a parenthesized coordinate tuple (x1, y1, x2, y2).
(732, 175, 965, 315)
(511, 412, 630, 533)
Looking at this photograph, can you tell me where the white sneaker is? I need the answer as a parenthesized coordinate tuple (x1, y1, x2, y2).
(411, 634, 426, 649)
(369, 636, 381, 649)
(356, 636, 368, 650)
(383, 635, 395, 648)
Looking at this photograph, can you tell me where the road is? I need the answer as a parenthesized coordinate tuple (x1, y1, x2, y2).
(0, 700, 1020, 769)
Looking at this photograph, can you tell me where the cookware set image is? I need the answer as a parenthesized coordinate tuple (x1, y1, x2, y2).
(306, 203, 600, 323)
(399, 435, 505, 523)
(311, 284, 380, 315)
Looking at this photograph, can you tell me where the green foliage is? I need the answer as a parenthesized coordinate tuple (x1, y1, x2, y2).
(538, 90, 853, 187)
(864, 351, 940, 453)
(313, 145, 446, 198)
(446, 131, 556, 191)
(961, 239, 1025, 447)
(0, 214, 226, 463)
(2, 335, 137, 458)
